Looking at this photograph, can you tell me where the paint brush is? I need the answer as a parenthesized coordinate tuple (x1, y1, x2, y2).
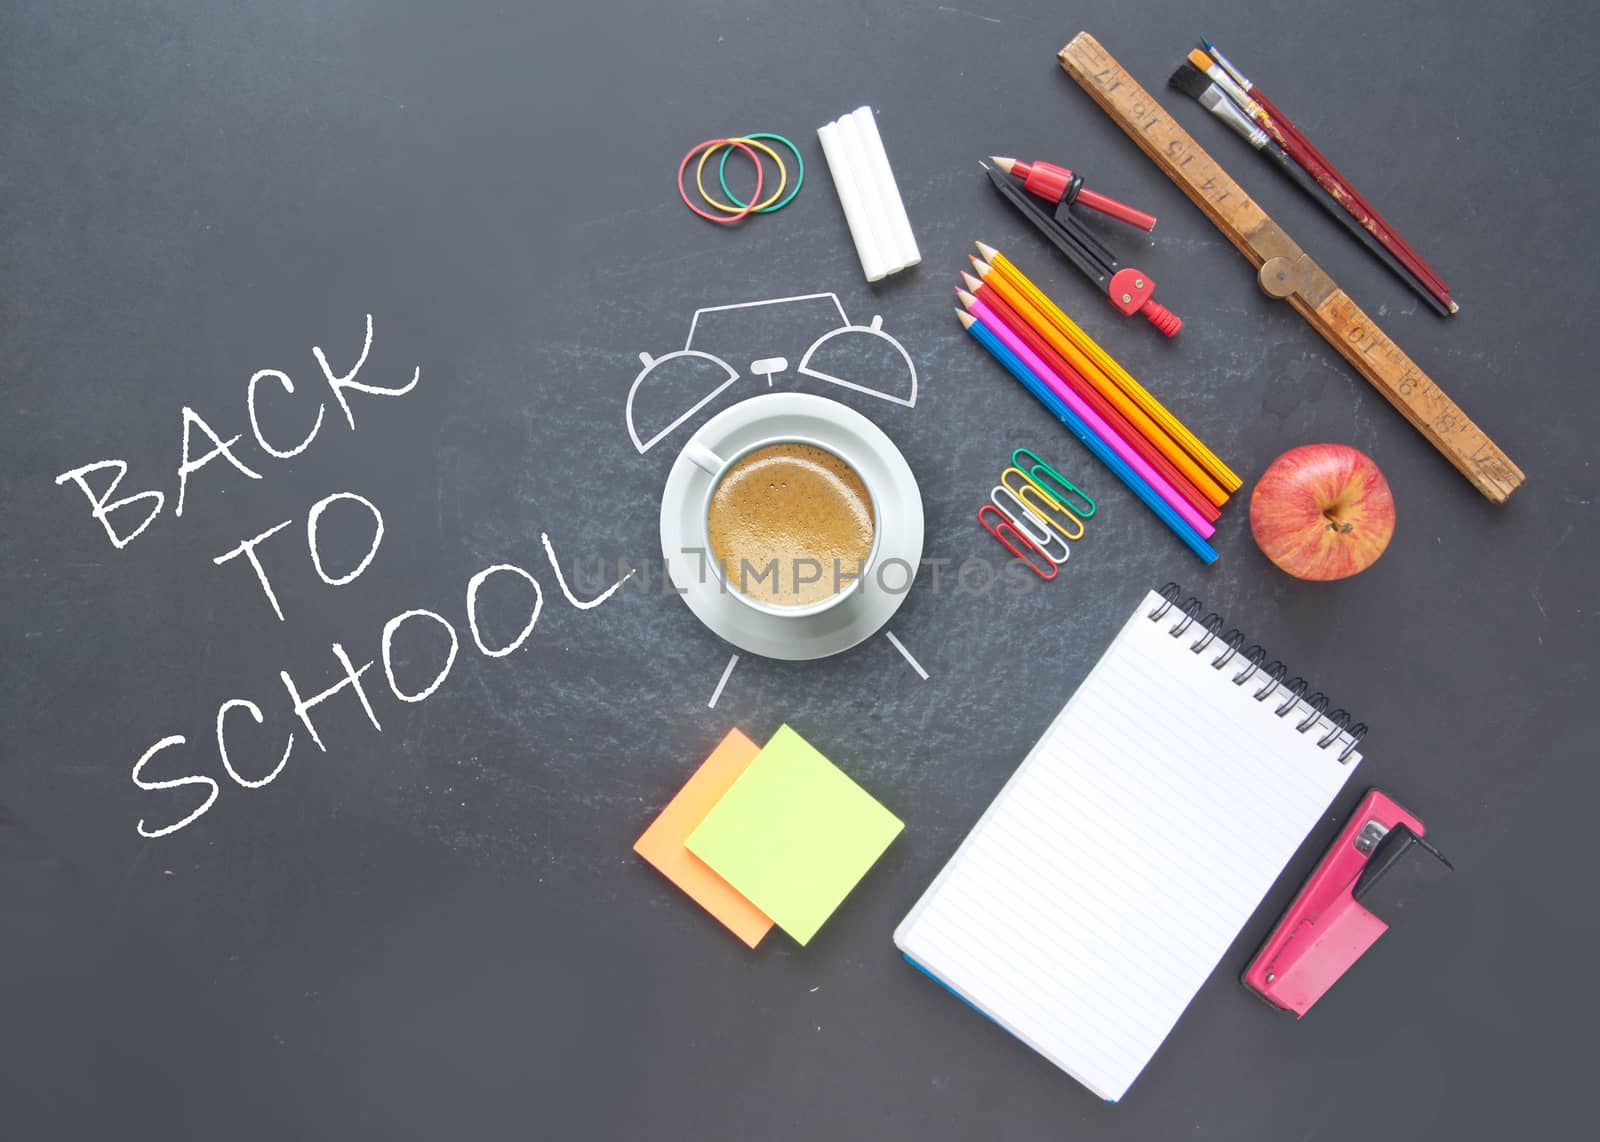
(1182, 45, 1455, 313)
(1199, 37, 1441, 285)
(1167, 61, 1450, 317)
(1198, 37, 1249, 91)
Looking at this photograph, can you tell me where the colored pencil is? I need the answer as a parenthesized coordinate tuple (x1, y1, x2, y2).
(957, 309, 1219, 564)
(974, 242, 1241, 494)
(967, 260, 1230, 510)
(962, 290, 1215, 537)
(959, 275, 1221, 523)
(963, 291, 1216, 538)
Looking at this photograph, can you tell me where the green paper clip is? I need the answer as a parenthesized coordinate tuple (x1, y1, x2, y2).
(1013, 448, 1095, 518)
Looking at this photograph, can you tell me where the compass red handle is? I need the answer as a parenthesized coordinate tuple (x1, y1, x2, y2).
(1140, 299, 1182, 337)
(1076, 185, 1157, 232)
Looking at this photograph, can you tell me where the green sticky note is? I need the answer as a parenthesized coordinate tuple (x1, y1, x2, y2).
(686, 725, 904, 945)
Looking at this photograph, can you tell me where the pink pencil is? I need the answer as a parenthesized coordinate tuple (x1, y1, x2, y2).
(965, 293, 1216, 539)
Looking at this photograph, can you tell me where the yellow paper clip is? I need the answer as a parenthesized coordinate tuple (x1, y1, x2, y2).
(1001, 466, 1085, 541)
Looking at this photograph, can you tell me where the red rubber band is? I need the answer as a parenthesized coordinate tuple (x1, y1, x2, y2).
(677, 137, 762, 224)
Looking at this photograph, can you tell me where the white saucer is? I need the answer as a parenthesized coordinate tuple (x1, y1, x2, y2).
(659, 393, 924, 661)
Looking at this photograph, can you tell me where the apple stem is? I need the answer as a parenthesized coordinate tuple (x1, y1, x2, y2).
(1323, 511, 1354, 534)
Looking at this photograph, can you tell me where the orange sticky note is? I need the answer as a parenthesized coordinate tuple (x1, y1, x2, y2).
(633, 729, 774, 948)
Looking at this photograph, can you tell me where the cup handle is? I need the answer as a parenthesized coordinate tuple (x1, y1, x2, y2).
(684, 441, 725, 477)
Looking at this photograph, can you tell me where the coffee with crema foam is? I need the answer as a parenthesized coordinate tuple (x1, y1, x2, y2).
(707, 443, 876, 607)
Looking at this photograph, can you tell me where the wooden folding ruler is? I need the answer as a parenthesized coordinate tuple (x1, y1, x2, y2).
(1059, 32, 1524, 504)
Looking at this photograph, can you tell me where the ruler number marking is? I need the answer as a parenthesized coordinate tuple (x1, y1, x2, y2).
(1470, 442, 1513, 481)
(1127, 99, 1160, 132)
(1347, 325, 1380, 357)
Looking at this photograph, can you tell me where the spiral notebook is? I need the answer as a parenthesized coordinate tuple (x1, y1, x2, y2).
(895, 586, 1366, 1102)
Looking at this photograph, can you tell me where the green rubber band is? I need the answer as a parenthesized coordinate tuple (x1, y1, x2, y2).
(719, 133, 804, 213)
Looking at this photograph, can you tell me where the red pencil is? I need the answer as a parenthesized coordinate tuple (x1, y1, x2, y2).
(957, 275, 1221, 524)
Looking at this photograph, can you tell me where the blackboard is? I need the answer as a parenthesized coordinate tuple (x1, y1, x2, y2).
(3, 1, 1596, 1137)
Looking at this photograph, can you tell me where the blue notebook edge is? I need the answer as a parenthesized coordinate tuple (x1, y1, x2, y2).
(898, 952, 1121, 1103)
(901, 953, 1000, 1027)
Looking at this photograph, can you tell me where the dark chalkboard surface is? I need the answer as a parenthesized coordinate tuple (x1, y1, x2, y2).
(3, 1, 1596, 1138)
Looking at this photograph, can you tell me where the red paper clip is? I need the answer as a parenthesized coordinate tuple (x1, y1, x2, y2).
(979, 504, 1057, 580)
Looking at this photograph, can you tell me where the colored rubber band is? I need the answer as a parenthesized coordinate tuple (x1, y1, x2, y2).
(719, 132, 804, 213)
(696, 137, 786, 214)
(677, 138, 762, 224)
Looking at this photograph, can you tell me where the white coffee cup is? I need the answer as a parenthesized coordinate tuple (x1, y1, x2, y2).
(684, 435, 884, 619)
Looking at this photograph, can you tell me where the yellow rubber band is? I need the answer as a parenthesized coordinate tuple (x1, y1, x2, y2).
(696, 137, 786, 214)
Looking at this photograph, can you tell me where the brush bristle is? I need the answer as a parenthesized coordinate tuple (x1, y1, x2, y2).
(1186, 47, 1215, 73)
(1167, 60, 1213, 101)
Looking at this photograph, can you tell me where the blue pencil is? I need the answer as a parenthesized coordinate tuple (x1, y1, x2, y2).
(958, 309, 1219, 564)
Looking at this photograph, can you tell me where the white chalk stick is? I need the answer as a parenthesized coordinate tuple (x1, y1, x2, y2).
(836, 112, 898, 274)
(817, 119, 889, 282)
(851, 105, 920, 270)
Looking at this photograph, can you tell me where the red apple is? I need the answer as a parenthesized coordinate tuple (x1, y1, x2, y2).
(1250, 444, 1395, 580)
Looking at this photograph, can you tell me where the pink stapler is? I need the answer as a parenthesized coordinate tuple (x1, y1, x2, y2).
(1244, 789, 1452, 1017)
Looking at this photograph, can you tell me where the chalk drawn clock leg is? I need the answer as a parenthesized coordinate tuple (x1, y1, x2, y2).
(883, 631, 928, 680)
(707, 654, 739, 709)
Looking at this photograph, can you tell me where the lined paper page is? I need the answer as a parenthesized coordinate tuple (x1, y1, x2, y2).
(895, 590, 1361, 1102)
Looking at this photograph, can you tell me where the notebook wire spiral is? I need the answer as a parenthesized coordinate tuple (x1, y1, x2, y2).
(1147, 582, 1366, 762)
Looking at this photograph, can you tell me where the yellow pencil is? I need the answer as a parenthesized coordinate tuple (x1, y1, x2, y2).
(967, 262, 1230, 509)
(976, 241, 1242, 493)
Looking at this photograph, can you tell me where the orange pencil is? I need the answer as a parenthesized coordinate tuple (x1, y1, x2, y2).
(970, 256, 1231, 509)
(976, 242, 1241, 493)
(961, 274, 1220, 523)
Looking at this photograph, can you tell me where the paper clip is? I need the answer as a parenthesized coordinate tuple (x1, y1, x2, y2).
(1013, 447, 1096, 518)
(1001, 466, 1085, 541)
(990, 486, 1071, 564)
(978, 504, 1058, 580)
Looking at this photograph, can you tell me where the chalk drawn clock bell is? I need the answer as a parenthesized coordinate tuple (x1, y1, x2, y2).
(626, 293, 924, 670)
